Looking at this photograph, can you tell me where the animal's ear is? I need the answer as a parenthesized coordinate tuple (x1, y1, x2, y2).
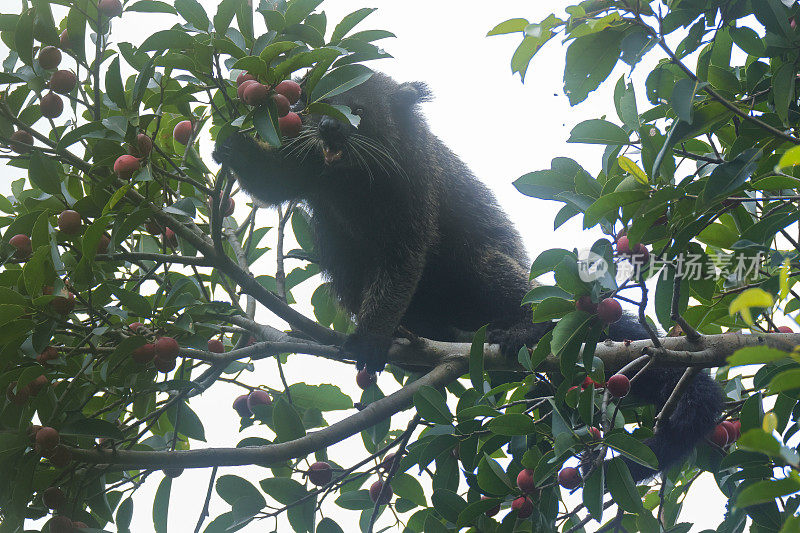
(392, 81, 432, 107)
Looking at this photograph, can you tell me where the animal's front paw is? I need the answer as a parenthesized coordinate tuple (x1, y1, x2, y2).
(343, 332, 392, 373)
(487, 322, 554, 358)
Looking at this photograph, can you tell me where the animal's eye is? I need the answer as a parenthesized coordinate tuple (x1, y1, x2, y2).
(352, 107, 365, 116)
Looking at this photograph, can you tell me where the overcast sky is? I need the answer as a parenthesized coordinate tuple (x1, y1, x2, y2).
(3, 0, 730, 530)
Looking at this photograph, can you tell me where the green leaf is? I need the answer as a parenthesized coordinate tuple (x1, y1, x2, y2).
(153, 476, 171, 533)
(735, 475, 800, 508)
(469, 325, 486, 394)
(604, 432, 658, 469)
(127, 1, 176, 13)
(669, 77, 703, 123)
(392, 473, 426, 507)
(729, 347, 789, 367)
(317, 518, 345, 533)
(286, 383, 352, 411)
(729, 26, 765, 57)
(701, 149, 761, 206)
(213, 0, 240, 33)
(253, 105, 281, 147)
(175, 0, 210, 31)
(140, 29, 196, 52)
(522, 285, 572, 304)
(216, 475, 266, 509)
(259, 477, 307, 505)
(60, 418, 125, 440)
(334, 489, 373, 510)
(413, 385, 452, 425)
(567, 119, 630, 145)
(272, 397, 306, 442)
(15, 9, 34, 66)
(487, 413, 535, 436)
(772, 62, 795, 125)
(487, 18, 528, 36)
(331, 7, 376, 42)
(284, 0, 324, 27)
(583, 463, 604, 521)
(476, 455, 514, 496)
(259, 41, 299, 65)
(564, 30, 624, 105)
(456, 497, 503, 527)
(29, 151, 62, 195)
(605, 458, 644, 512)
(311, 64, 373, 103)
(768, 369, 800, 395)
(117, 497, 133, 532)
(168, 401, 207, 442)
(105, 56, 127, 109)
(431, 489, 466, 523)
(583, 190, 649, 229)
(737, 428, 781, 456)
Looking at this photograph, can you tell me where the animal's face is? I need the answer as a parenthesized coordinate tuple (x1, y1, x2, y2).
(285, 73, 430, 173)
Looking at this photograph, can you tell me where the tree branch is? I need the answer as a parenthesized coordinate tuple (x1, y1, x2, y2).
(68, 359, 467, 469)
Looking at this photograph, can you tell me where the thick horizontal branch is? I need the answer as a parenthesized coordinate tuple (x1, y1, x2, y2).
(385, 332, 800, 372)
(68, 359, 467, 469)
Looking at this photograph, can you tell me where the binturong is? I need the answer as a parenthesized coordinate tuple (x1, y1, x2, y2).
(213, 71, 723, 482)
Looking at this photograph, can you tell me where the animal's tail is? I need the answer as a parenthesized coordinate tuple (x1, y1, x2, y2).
(608, 319, 724, 481)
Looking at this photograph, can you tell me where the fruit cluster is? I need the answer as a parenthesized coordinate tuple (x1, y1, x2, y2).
(235, 73, 303, 138)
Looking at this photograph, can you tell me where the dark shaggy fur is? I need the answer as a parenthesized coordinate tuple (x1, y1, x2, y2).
(213, 72, 723, 481)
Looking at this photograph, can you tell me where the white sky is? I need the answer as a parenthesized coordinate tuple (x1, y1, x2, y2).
(2, 0, 731, 531)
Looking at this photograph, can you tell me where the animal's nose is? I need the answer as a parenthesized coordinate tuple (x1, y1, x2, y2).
(318, 116, 346, 143)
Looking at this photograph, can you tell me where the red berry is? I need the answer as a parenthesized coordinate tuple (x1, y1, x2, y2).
(558, 467, 581, 489)
(42, 486, 65, 509)
(47, 516, 73, 533)
(308, 461, 332, 486)
(114, 154, 140, 179)
(616, 235, 631, 255)
(247, 389, 272, 411)
(131, 343, 155, 364)
(164, 227, 178, 248)
(237, 79, 258, 100)
(516, 468, 536, 493)
(36, 426, 60, 451)
(730, 420, 741, 441)
(49, 445, 72, 468)
(154, 337, 180, 359)
(720, 420, 737, 443)
(481, 495, 500, 517)
(9, 234, 32, 260)
(236, 72, 256, 86)
(98, 0, 123, 18)
(275, 80, 301, 104)
(28, 375, 49, 395)
(51, 291, 75, 315)
(278, 112, 302, 137)
(232, 394, 251, 418)
(57, 210, 82, 234)
(173, 120, 193, 145)
(153, 356, 176, 373)
(777, 326, 794, 333)
(588, 427, 602, 440)
(369, 480, 392, 504)
(356, 368, 376, 390)
(575, 295, 597, 314)
(73, 521, 88, 529)
(10, 130, 34, 152)
(207, 339, 225, 353)
(38, 346, 59, 364)
(40, 92, 64, 118)
(379, 452, 396, 471)
(129, 322, 143, 332)
(511, 495, 533, 518)
(632, 243, 650, 263)
(49, 70, 77, 94)
(209, 194, 235, 217)
(709, 423, 730, 447)
(243, 83, 270, 106)
(59, 30, 71, 50)
(273, 93, 291, 117)
(134, 133, 153, 157)
(597, 298, 622, 324)
(38, 46, 62, 70)
(581, 376, 595, 390)
(606, 373, 630, 398)
(96, 234, 110, 254)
